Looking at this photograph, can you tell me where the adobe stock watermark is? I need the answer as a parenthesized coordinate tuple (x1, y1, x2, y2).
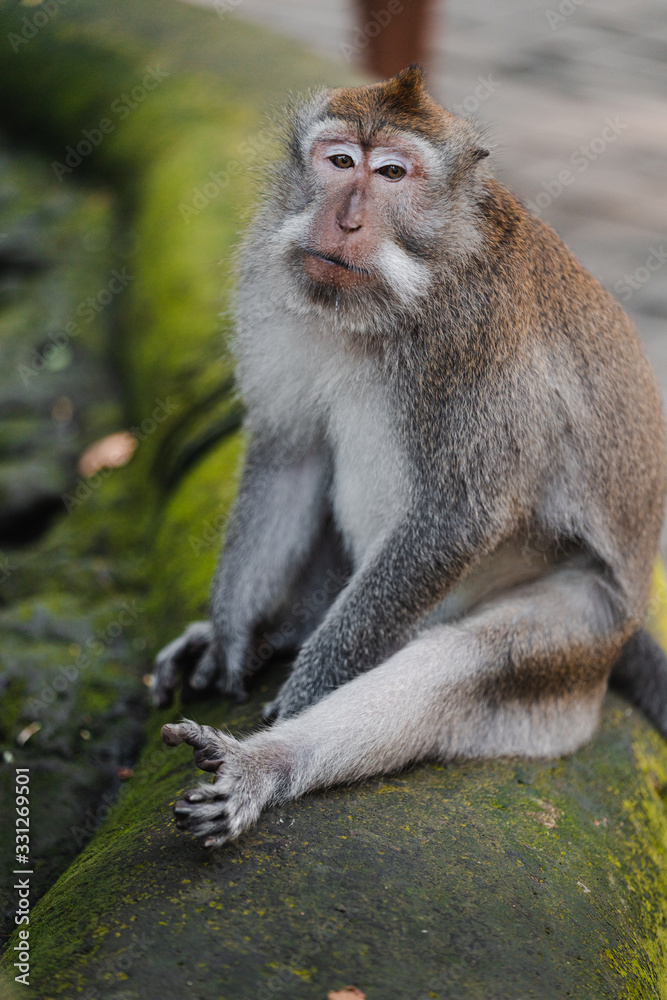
(545, 0, 586, 31)
(61, 397, 180, 512)
(340, 0, 410, 63)
(414, 964, 467, 1000)
(71, 746, 172, 847)
(78, 933, 154, 1000)
(450, 74, 500, 118)
(178, 128, 274, 223)
(645, 575, 667, 626)
(12, 768, 32, 987)
(7, 0, 72, 53)
(250, 916, 344, 1000)
(248, 566, 348, 675)
(51, 66, 169, 180)
(525, 116, 628, 214)
(189, 499, 348, 668)
(0, 552, 19, 586)
(26, 600, 143, 714)
(614, 245, 667, 302)
(187, 437, 330, 558)
(17, 268, 134, 385)
(213, 0, 243, 16)
(179, 167, 241, 223)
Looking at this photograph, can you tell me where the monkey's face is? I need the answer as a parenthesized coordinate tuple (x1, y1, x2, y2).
(299, 129, 434, 298)
(272, 123, 448, 333)
(263, 68, 489, 335)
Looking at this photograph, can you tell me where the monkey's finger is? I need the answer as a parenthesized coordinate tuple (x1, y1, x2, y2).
(190, 647, 221, 691)
(173, 796, 230, 843)
(151, 652, 180, 709)
(261, 700, 279, 723)
(151, 622, 214, 707)
(161, 719, 215, 749)
(162, 721, 237, 777)
(192, 748, 224, 772)
(162, 719, 217, 748)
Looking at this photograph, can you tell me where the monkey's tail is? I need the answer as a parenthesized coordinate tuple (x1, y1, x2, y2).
(610, 628, 667, 739)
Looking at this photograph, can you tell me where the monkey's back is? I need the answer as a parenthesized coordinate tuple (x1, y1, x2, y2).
(481, 180, 666, 614)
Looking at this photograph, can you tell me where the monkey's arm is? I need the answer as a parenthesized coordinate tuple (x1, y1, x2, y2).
(268, 503, 498, 719)
(152, 438, 330, 707)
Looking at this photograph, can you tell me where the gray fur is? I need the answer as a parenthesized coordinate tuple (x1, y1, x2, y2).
(154, 71, 666, 847)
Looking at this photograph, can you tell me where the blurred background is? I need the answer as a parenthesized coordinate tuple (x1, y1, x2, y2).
(0, 0, 665, 964)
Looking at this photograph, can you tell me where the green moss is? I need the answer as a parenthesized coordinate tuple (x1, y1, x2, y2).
(0, 0, 356, 969)
(4, 690, 667, 999)
(117, 101, 255, 416)
(149, 431, 244, 635)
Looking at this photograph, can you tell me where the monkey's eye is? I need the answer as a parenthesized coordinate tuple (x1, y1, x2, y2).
(376, 163, 406, 181)
(329, 154, 355, 169)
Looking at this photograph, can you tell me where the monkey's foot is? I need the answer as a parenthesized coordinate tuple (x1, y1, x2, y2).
(162, 720, 276, 847)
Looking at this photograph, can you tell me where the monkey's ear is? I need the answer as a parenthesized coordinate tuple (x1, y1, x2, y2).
(383, 64, 428, 117)
(389, 64, 427, 100)
(395, 64, 425, 88)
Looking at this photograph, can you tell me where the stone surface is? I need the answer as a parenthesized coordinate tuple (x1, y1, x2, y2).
(0, 0, 355, 969)
(0, 143, 122, 542)
(7, 679, 667, 999)
(0, 139, 150, 940)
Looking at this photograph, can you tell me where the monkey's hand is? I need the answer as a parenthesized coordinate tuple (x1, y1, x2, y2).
(151, 622, 247, 709)
(161, 720, 284, 847)
(262, 672, 324, 721)
(262, 631, 344, 720)
(262, 506, 487, 722)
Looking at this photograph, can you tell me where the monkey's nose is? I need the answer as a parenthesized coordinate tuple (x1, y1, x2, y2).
(337, 216, 362, 234)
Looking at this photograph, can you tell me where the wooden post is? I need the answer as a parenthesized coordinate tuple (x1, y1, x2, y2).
(354, 0, 435, 80)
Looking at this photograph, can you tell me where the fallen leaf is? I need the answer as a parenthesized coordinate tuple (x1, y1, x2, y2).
(16, 722, 42, 747)
(78, 431, 136, 476)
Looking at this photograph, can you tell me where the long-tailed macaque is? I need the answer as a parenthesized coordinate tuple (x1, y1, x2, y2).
(152, 67, 667, 847)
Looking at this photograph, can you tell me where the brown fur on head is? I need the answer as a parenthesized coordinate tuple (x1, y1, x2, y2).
(322, 65, 488, 165)
(327, 65, 457, 143)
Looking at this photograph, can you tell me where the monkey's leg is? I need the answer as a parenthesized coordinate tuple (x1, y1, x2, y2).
(151, 442, 330, 707)
(162, 567, 626, 846)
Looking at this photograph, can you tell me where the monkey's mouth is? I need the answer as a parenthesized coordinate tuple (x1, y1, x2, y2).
(301, 249, 373, 289)
(306, 250, 371, 275)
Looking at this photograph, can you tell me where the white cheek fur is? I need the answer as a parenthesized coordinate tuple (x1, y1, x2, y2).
(268, 205, 431, 309)
(375, 240, 430, 303)
(268, 210, 313, 254)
